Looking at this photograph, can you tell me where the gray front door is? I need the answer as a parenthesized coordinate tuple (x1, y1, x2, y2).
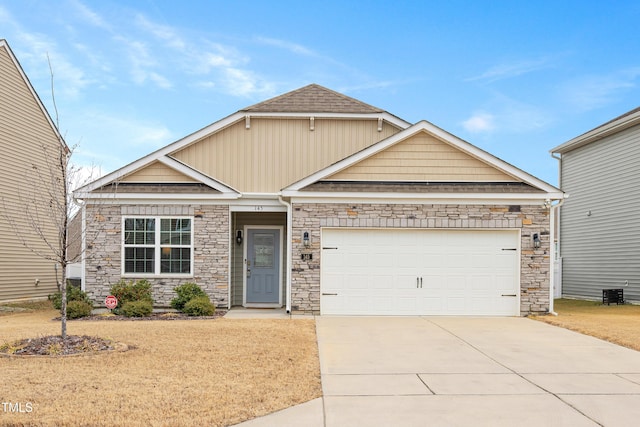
(246, 228, 281, 304)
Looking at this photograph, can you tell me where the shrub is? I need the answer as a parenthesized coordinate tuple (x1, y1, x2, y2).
(171, 282, 207, 311)
(66, 300, 93, 319)
(120, 300, 153, 317)
(109, 279, 153, 313)
(49, 284, 93, 310)
(182, 296, 215, 316)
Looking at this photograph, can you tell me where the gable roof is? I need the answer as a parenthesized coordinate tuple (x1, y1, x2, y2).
(284, 120, 563, 198)
(76, 84, 409, 197)
(551, 106, 640, 154)
(0, 39, 67, 153)
(74, 155, 240, 199)
(243, 84, 384, 114)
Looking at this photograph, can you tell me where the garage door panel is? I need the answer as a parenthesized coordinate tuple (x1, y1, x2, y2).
(398, 253, 422, 268)
(446, 297, 466, 312)
(321, 228, 520, 316)
(471, 275, 492, 290)
(345, 274, 369, 290)
(445, 275, 467, 290)
(421, 254, 444, 268)
(370, 275, 394, 289)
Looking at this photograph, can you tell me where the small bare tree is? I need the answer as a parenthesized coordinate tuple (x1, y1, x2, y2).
(2, 141, 94, 339)
(1, 55, 93, 339)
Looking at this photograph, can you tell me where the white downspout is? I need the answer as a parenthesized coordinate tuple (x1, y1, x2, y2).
(81, 203, 86, 292)
(278, 196, 292, 314)
(549, 151, 565, 316)
(549, 198, 565, 316)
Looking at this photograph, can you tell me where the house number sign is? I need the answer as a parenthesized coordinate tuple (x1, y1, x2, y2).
(301, 253, 313, 261)
(254, 205, 264, 211)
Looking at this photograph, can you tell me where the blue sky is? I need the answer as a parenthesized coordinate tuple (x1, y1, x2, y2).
(2, 0, 640, 186)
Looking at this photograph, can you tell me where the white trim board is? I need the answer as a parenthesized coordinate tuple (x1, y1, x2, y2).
(284, 120, 563, 196)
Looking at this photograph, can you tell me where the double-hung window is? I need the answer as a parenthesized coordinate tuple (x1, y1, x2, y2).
(123, 217, 193, 276)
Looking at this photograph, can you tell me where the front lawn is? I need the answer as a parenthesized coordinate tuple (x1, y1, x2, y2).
(0, 302, 321, 427)
(533, 298, 640, 352)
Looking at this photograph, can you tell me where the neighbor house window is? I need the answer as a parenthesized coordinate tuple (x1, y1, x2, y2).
(123, 217, 193, 275)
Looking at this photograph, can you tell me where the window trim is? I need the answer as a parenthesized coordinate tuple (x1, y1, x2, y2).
(121, 216, 195, 278)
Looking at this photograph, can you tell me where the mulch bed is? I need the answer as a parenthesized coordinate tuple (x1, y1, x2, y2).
(2, 312, 228, 357)
(66, 310, 227, 321)
(0, 335, 122, 357)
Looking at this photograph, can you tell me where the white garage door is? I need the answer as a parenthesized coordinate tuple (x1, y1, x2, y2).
(321, 228, 520, 316)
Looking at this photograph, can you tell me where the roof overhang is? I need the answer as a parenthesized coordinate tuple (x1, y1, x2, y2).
(551, 108, 640, 154)
(285, 191, 564, 205)
(242, 111, 411, 130)
(74, 155, 240, 200)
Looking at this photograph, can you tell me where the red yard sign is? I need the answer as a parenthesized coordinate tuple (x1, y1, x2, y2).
(105, 295, 118, 310)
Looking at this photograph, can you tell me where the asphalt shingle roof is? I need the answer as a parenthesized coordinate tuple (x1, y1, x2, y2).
(242, 84, 384, 114)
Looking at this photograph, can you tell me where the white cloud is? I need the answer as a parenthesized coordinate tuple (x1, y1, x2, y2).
(195, 81, 216, 89)
(14, 32, 91, 100)
(70, 0, 112, 31)
(222, 68, 275, 97)
(462, 112, 495, 133)
(0, 5, 11, 22)
(255, 37, 315, 56)
(135, 14, 186, 50)
(115, 36, 172, 89)
(461, 100, 551, 135)
(70, 110, 174, 154)
(467, 57, 553, 83)
(148, 72, 172, 89)
(562, 68, 640, 111)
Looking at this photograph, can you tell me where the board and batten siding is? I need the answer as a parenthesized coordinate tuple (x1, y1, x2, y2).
(560, 123, 640, 302)
(0, 43, 62, 301)
(328, 131, 518, 182)
(230, 212, 287, 307)
(171, 118, 401, 193)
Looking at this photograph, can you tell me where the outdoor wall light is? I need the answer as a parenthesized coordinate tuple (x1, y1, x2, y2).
(236, 230, 243, 245)
(303, 231, 310, 247)
(533, 233, 541, 249)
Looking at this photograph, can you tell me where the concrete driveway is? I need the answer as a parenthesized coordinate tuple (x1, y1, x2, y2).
(237, 316, 640, 427)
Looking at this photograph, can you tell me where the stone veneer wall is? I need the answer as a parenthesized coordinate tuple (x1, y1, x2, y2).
(290, 203, 550, 316)
(84, 204, 229, 308)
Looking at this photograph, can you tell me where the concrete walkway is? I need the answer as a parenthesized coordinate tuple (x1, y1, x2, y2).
(235, 316, 640, 426)
(223, 308, 290, 319)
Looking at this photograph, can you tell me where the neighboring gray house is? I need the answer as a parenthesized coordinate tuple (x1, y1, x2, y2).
(551, 107, 640, 303)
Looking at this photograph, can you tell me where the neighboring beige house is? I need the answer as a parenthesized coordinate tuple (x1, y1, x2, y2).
(76, 84, 565, 316)
(551, 107, 640, 303)
(0, 39, 67, 302)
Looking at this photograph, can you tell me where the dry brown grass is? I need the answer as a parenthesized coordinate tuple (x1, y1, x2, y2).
(533, 298, 640, 352)
(0, 304, 321, 427)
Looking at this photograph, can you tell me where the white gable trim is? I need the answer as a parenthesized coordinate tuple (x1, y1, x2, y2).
(155, 157, 239, 195)
(242, 111, 410, 129)
(284, 120, 562, 195)
(74, 154, 240, 200)
(0, 40, 67, 152)
(75, 111, 247, 194)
